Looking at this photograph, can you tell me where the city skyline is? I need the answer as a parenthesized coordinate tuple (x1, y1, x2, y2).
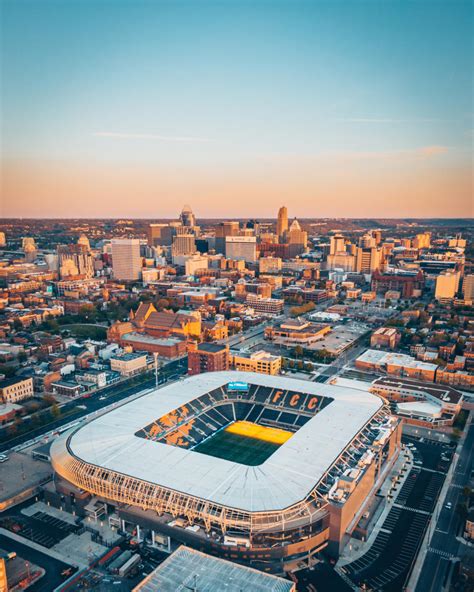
(1, 0, 473, 218)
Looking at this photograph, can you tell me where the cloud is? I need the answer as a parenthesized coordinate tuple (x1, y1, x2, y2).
(93, 131, 212, 143)
(257, 145, 449, 163)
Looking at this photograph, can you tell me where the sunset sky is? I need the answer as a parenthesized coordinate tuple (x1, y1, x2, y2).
(1, 0, 472, 219)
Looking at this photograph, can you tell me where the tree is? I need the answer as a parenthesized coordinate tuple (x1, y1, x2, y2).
(18, 351, 28, 363)
(293, 345, 304, 358)
(156, 298, 170, 310)
(50, 404, 61, 420)
(13, 319, 23, 331)
(42, 394, 57, 406)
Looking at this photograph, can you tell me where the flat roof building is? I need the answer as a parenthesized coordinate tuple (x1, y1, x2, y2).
(188, 342, 230, 375)
(133, 546, 295, 592)
(111, 239, 142, 281)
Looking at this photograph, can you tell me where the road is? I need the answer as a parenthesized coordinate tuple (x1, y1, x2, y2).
(312, 340, 370, 383)
(414, 417, 474, 592)
(0, 533, 74, 592)
(0, 357, 188, 454)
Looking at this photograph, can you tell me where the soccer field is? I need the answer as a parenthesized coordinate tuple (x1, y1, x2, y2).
(193, 421, 293, 466)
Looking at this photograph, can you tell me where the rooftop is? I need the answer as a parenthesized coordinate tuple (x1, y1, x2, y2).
(53, 371, 384, 513)
(372, 376, 463, 404)
(357, 349, 438, 372)
(0, 376, 32, 389)
(122, 332, 183, 347)
(134, 546, 294, 592)
(196, 342, 228, 354)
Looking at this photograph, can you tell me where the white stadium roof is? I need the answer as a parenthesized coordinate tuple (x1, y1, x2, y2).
(63, 372, 383, 513)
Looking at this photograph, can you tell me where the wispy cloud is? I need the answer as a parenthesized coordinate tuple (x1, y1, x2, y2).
(257, 145, 449, 163)
(93, 131, 212, 143)
(345, 145, 449, 160)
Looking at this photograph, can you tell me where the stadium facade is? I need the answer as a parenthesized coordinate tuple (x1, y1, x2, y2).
(50, 372, 401, 573)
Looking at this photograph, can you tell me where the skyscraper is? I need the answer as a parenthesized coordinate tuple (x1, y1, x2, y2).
(225, 236, 257, 263)
(276, 206, 288, 241)
(180, 204, 196, 227)
(330, 234, 346, 255)
(111, 239, 142, 281)
(355, 246, 382, 274)
(286, 218, 307, 256)
(147, 224, 173, 247)
(462, 274, 474, 300)
(172, 233, 197, 264)
(215, 221, 240, 254)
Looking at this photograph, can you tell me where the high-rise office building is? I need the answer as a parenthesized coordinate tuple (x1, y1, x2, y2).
(355, 246, 382, 274)
(276, 206, 288, 241)
(371, 230, 382, 245)
(111, 239, 142, 281)
(327, 253, 356, 271)
(462, 274, 474, 300)
(286, 218, 307, 256)
(180, 204, 196, 228)
(225, 236, 257, 263)
(0, 232, 6, 247)
(215, 221, 240, 254)
(413, 232, 431, 250)
(147, 224, 173, 247)
(359, 233, 377, 248)
(435, 271, 460, 301)
(329, 234, 346, 255)
(172, 233, 197, 262)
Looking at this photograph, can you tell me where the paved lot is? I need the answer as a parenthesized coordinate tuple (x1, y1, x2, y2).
(0, 532, 75, 592)
(292, 562, 353, 592)
(340, 437, 452, 591)
(415, 418, 474, 592)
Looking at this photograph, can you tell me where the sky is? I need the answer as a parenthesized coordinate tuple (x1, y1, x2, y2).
(1, 0, 472, 219)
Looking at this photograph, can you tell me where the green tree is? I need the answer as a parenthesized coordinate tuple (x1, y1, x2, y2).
(50, 404, 61, 420)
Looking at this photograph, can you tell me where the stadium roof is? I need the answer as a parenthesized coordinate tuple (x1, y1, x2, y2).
(133, 545, 295, 592)
(59, 371, 383, 513)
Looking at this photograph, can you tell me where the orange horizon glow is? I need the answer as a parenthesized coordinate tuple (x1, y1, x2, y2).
(1, 154, 472, 219)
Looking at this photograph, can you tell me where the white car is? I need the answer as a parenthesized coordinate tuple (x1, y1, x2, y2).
(445, 502, 453, 510)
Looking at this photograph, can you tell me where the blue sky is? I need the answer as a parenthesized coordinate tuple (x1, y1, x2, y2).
(1, 0, 472, 217)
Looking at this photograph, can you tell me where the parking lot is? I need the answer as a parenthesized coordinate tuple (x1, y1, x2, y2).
(341, 437, 453, 591)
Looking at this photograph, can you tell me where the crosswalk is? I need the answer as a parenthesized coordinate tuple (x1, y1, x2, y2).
(393, 503, 431, 515)
(427, 547, 457, 560)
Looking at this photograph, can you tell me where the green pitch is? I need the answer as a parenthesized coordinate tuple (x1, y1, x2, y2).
(194, 427, 282, 466)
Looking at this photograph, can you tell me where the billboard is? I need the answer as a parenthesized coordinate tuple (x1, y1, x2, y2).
(227, 381, 249, 392)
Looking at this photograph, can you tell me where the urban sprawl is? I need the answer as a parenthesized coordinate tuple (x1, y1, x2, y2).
(0, 210, 473, 592)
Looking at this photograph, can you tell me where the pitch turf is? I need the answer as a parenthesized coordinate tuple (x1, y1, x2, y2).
(193, 421, 293, 466)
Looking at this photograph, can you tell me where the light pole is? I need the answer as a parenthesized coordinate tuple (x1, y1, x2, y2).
(154, 352, 159, 388)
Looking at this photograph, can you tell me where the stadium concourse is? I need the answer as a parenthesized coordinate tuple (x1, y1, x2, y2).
(50, 372, 402, 574)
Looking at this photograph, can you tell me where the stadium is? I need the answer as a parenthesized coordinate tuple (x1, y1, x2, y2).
(50, 372, 401, 572)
